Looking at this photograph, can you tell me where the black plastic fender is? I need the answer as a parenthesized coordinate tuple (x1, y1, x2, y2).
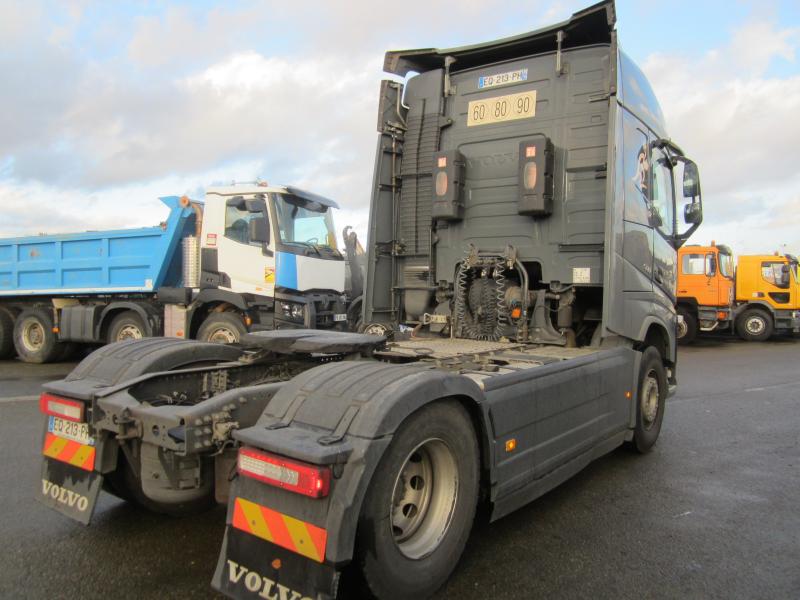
(195, 288, 251, 312)
(232, 360, 492, 564)
(43, 337, 242, 400)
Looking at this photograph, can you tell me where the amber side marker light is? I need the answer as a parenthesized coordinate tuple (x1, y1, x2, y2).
(505, 439, 517, 453)
(238, 447, 331, 498)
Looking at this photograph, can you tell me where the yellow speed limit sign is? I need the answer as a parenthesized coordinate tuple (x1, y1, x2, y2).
(467, 90, 536, 127)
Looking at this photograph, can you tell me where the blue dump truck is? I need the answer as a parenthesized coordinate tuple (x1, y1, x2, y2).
(0, 183, 350, 363)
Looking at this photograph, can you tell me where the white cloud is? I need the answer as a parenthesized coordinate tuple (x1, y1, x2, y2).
(643, 18, 800, 254)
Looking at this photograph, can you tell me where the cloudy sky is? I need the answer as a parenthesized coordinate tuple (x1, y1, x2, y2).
(1, 0, 798, 256)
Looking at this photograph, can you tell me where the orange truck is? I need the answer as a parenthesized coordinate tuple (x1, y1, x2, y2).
(676, 243, 734, 343)
(676, 244, 800, 342)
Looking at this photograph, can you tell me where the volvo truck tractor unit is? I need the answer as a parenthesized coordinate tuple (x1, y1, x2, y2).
(36, 2, 703, 599)
(0, 183, 348, 362)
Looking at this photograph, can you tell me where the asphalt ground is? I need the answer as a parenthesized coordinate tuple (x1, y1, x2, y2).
(0, 336, 798, 599)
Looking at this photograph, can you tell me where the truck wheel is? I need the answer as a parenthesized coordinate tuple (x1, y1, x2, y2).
(108, 311, 147, 343)
(13, 308, 62, 363)
(0, 309, 15, 359)
(197, 312, 246, 344)
(676, 306, 697, 345)
(356, 401, 479, 600)
(736, 309, 773, 342)
(629, 346, 666, 453)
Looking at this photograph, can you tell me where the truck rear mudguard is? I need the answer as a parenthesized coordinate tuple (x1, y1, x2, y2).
(213, 345, 638, 599)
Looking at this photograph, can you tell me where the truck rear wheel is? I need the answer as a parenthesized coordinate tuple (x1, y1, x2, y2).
(0, 309, 15, 359)
(736, 308, 773, 342)
(356, 401, 479, 600)
(108, 311, 147, 343)
(197, 312, 247, 344)
(13, 308, 63, 363)
(629, 346, 666, 453)
(676, 306, 697, 345)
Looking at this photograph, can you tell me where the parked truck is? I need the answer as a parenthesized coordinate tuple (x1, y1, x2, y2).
(676, 242, 734, 343)
(0, 183, 349, 363)
(676, 245, 800, 343)
(733, 253, 800, 341)
(36, 2, 703, 598)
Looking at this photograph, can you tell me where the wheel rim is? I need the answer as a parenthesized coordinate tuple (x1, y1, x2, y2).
(21, 320, 45, 352)
(206, 326, 238, 344)
(364, 323, 388, 336)
(676, 319, 688, 339)
(745, 316, 765, 335)
(116, 324, 143, 341)
(641, 371, 660, 430)
(390, 438, 458, 560)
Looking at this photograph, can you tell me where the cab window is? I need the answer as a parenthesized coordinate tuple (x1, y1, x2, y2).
(622, 112, 651, 226)
(681, 253, 714, 275)
(718, 253, 734, 279)
(224, 205, 262, 247)
(650, 146, 674, 237)
(761, 261, 790, 289)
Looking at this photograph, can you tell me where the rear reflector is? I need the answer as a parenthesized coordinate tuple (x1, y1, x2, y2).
(238, 447, 330, 498)
(39, 393, 84, 422)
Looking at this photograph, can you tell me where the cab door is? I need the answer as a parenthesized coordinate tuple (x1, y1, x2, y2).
(215, 196, 275, 297)
(678, 251, 717, 306)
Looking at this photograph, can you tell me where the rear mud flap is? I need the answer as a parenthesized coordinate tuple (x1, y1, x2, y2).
(38, 457, 103, 525)
(213, 527, 339, 600)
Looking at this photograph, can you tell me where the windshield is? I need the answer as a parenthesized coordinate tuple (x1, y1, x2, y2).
(273, 193, 338, 251)
(718, 252, 734, 279)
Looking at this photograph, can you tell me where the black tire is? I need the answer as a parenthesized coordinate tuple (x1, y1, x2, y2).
(676, 306, 697, 345)
(356, 401, 479, 600)
(736, 308, 773, 342)
(0, 309, 15, 359)
(13, 308, 63, 363)
(197, 312, 247, 344)
(105, 452, 215, 516)
(629, 346, 667, 453)
(107, 311, 147, 343)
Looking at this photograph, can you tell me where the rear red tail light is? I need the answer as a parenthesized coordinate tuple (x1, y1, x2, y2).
(238, 447, 330, 498)
(39, 393, 84, 422)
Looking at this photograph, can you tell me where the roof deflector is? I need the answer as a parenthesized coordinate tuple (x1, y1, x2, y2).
(383, 0, 616, 77)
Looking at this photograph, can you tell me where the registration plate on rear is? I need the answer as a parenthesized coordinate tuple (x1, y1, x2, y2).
(333, 313, 347, 322)
(48, 416, 94, 446)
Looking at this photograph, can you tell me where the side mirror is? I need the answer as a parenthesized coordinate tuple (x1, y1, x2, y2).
(683, 161, 700, 198)
(684, 202, 702, 224)
(672, 156, 703, 248)
(249, 217, 269, 244)
(707, 259, 716, 277)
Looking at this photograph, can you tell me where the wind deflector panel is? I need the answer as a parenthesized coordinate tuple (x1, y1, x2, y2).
(384, 0, 615, 76)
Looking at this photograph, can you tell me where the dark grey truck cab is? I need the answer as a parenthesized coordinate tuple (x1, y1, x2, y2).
(36, 2, 703, 599)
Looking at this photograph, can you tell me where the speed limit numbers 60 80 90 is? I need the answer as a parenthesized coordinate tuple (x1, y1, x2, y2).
(467, 90, 536, 127)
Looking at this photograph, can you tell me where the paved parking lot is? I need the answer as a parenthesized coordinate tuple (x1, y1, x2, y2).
(1, 336, 798, 599)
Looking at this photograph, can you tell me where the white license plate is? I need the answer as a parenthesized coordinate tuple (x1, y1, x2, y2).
(478, 68, 528, 89)
(48, 416, 94, 446)
(333, 313, 347, 322)
(467, 90, 537, 127)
